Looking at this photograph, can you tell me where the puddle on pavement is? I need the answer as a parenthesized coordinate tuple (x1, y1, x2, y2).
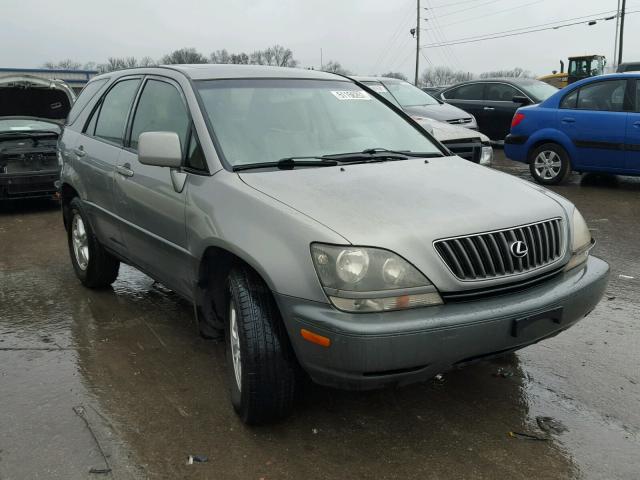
(1, 160, 639, 479)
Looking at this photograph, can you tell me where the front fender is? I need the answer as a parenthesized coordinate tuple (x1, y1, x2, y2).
(186, 172, 349, 304)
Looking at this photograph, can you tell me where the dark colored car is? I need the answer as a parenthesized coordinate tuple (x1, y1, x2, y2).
(422, 86, 448, 95)
(438, 79, 558, 140)
(0, 75, 75, 200)
(505, 73, 640, 184)
(617, 62, 640, 73)
(353, 76, 478, 130)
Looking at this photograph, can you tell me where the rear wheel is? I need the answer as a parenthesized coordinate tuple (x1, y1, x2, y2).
(67, 197, 120, 288)
(225, 266, 297, 424)
(529, 143, 571, 185)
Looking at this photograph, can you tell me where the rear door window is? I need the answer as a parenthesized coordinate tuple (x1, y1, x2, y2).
(485, 83, 519, 102)
(444, 83, 484, 100)
(560, 90, 578, 109)
(92, 79, 141, 144)
(66, 78, 108, 125)
(575, 80, 627, 112)
(129, 79, 190, 151)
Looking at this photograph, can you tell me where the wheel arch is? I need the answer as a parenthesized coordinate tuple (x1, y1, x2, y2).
(526, 130, 574, 164)
(194, 244, 283, 331)
(60, 182, 80, 229)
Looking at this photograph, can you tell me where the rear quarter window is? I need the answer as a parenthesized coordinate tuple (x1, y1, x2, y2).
(66, 79, 108, 125)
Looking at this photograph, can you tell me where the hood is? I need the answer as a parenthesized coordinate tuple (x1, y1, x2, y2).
(0, 75, 75, 122)
(239, 157, 569, 291)
(403, 102, 472, 122)
(418, 117, 489, 143)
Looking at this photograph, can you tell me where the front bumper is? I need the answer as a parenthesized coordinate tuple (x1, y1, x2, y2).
(276, 256, 609, 390)
(0, 172, 59, 199)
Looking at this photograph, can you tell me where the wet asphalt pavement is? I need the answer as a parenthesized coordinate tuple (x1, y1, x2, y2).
(1, 151, 638, 480)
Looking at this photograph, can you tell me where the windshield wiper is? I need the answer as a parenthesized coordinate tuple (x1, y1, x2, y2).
(325, 148, 444, 162)
(232, 157, 338, 172)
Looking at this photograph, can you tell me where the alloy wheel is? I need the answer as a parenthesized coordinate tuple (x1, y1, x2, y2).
(71, 214, 89, 271)
(534, 150, 562, 180)
(229, 299, 242, 391)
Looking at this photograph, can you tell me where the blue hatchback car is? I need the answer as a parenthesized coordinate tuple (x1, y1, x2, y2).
(505, 73, 640, 184)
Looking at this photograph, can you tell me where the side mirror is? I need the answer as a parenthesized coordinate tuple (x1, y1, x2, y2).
(138, 131, 182, 168)
(512, 95, 531, 105)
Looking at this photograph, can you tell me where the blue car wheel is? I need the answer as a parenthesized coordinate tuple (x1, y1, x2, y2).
(529, 143, 572, 185)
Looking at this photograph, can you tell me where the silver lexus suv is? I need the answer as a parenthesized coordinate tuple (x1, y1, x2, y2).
(59, 65, 609, 424)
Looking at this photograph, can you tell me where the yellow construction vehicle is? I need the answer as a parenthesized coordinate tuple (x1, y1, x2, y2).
(538, 55, 607, 89)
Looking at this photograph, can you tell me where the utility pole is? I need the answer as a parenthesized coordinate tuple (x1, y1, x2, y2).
(415, 0, 421, 85)
(618, 0, 626, 65)
(613, 0, 621, 66)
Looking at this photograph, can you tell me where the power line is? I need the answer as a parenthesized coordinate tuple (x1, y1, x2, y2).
(427, 0, 506, 19)
(422, 12, 632, 48)
(427, 0, 499, 8)
(426, 9, 619, 44)
(373, 0, 415, 72)
(423, 0, 548, 30)
(423, 0, 462, 68)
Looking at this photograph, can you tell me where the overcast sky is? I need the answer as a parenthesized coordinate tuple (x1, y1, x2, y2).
(2, 0, 638, 76)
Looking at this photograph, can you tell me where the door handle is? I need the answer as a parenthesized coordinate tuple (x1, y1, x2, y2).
(73, 146, 86, 157)
(116, 163, 134, 178)
(483, 106, 495, 111)
(561, 117, 576, 124)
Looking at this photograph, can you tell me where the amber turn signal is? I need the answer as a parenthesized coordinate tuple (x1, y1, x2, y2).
(300, 329, 331, 347)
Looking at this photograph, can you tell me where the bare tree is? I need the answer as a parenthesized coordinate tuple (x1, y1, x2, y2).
(212, 45, 298, 67)
(479, 67, 534, 79)
(138, 56, 157, 67)
(323, 61, 350, 75)
(380, 72, 408, 81)
(265, 45, 297, 67)
(161, 48, 208, 65)
(210, 49, 231, 64)
(42, 59, 82, 70)
(96, 57, 140, 73)
(420, 66, 474, 87)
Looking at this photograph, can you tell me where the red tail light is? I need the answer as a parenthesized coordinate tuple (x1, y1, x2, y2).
(511, 112, 525, 128)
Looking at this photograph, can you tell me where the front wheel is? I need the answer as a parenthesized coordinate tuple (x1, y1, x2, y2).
(529, 143, 571, 185)
(67, 197, 120, 288)
(225, 266, 297, 424)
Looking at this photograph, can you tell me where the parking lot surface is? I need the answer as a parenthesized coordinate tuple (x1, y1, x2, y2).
(1, 151, 638, 479)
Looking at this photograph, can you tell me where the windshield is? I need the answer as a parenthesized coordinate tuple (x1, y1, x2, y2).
(362, 81, 402, 107)
(196, 79, 441, 168)
(0, 118, 60, 134)
(521, 81, 558, 102)
(382, 80, 440, 107)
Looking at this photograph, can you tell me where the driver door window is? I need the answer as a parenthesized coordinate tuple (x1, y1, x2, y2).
(129, 79, 190, 151)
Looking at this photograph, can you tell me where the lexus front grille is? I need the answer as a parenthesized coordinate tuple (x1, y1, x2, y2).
(434, 218, 564, 281)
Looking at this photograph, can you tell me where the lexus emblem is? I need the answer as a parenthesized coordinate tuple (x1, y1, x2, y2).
(510, 240, 528, 258)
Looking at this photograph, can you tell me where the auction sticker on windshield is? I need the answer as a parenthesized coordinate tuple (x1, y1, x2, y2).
(368, 84, 388, 94)
(331, 90, 371, 100)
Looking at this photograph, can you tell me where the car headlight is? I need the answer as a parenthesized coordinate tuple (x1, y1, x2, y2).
(310, 244, 443, 312)
(564, 207, 594, 271)
(480, 146, 493, 166)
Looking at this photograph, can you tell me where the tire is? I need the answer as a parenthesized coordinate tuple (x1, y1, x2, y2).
(225, 265, 296, 424)
(529, 143, 571, 185)
(67, 197, 120, 288)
